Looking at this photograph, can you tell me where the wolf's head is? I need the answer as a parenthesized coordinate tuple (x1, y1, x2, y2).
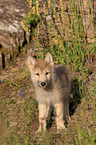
(26, 53, 54, 88)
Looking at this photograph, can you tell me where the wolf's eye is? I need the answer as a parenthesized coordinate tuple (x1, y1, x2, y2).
(36, 73, 39, 76)
(45, 72, 49, 75)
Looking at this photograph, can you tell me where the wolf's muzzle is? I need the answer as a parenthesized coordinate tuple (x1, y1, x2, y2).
(39, 81, 47, 88)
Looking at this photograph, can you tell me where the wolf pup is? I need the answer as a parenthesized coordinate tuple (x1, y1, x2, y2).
(26, 53, 71, 132)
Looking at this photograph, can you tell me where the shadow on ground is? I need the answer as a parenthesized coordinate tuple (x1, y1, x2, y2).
(69, 78, 81, 116)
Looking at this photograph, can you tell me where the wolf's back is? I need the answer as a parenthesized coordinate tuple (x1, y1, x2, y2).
(52, 64, 71, 99)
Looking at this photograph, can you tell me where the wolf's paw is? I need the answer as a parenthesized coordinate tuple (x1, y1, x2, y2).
(34, 127, 47, 137)
(57, 128, 68, 134)
(35, 126, 47, 134)
(57, 124, 68, 133)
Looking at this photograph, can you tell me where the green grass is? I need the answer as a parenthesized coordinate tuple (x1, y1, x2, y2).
(0, 0, 96, 144)
(1, 74, 96, 144)
(0, 57, 96, 144)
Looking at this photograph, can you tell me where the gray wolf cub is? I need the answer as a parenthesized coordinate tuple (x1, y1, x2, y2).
(26, 53, 71, 132)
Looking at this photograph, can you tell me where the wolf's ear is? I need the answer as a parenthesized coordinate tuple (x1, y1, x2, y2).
(25, 55, 36, 67)
(45, 53, 54, 66)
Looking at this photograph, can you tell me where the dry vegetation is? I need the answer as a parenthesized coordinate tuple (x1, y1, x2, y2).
(0, 0, 96, 144)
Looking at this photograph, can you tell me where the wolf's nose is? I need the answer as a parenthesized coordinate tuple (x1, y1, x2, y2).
(41, 82, 46, 87)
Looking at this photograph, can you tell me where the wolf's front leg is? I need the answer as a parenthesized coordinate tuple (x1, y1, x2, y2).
(38, 103, 49, 132)
(54, 102, 66, 130)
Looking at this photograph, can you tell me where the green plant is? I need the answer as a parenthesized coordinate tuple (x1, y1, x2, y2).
(1, 0, 95, 144)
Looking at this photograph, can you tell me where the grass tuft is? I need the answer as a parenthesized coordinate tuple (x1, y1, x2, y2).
(1, 0, 96, 144)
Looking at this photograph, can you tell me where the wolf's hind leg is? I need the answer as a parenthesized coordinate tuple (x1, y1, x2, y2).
(64, 98, 69, 118)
